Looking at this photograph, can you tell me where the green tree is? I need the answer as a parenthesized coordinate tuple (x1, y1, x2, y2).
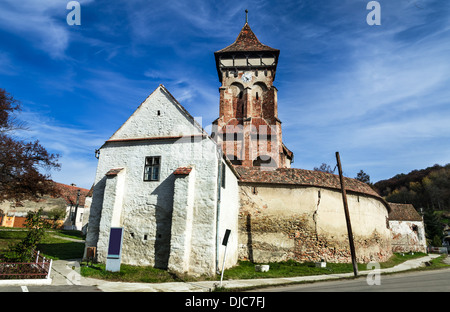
(423, 210, 443, 245)
(47, 207, 66, 229)
(314, 163, 335, 174)
(5, 209, 50, 262)
(355, 170, 371, 184)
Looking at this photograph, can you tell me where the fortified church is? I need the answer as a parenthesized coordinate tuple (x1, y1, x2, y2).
(85, 15, 396, 276)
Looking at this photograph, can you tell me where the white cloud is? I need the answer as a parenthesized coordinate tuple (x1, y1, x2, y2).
(0, 0, 94, 59)
(14, 110, 104, 189)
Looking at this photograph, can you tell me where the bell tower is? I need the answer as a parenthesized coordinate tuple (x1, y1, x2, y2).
(212, 11, 293, 168)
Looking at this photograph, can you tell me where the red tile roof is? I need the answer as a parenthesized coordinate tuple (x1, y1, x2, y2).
(216, 23, 279, 53)
(173, 167, 193, 175)
(53, 182, 90, 207)
(235, 166, 390, 210)
(388, 203, 422, 221)
(105, 168, 124, 176)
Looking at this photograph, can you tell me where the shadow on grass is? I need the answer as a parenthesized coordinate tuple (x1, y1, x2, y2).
(37, 242, 85, 260)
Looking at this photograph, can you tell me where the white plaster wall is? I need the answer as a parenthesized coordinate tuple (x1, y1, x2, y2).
(217, 161, 240, 270)
(109, 87, 201, 140)
(85, 86, 224, 275)
(169, 167, 196, 273)
(390, 220, 427, 253)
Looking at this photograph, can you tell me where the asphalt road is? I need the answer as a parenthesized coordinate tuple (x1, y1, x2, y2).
(255, 268, 450, 292)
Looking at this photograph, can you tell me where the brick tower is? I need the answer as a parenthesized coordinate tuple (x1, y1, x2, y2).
(212, 11, 293, 168)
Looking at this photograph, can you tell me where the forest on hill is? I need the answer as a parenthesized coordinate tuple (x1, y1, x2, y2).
(373, 163, 450, 245)
(373, 163, 450, 211)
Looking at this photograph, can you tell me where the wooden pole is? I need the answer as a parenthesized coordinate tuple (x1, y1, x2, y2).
(336, 151, 358, 276)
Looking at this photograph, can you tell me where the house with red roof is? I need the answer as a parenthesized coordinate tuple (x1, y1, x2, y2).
(0, 182, 91, 231)
(388, 203, 426, 253)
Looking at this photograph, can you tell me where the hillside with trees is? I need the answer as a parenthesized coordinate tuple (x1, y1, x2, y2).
(374, 163, 450, 211)
(374, 163, 450, 246)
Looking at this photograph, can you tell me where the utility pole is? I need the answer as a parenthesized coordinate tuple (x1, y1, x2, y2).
(72, 189, 80, 230)
(336, 151, 358, 277)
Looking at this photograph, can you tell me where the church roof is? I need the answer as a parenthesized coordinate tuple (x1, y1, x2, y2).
(388, 203, 422, 221)
(235, 166, 391, 212)
(215, 23, 279, 54)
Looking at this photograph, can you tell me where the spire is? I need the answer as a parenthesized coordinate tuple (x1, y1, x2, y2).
(245, 9, 248, 24)
(215, 21, 278, 53)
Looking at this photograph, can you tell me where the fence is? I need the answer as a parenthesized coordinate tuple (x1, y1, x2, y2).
(0, 250, 52, 280)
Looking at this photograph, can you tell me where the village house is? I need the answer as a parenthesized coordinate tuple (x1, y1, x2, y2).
(84, 17, 395, 276)
(388, 203, 427, 253)
(0, 182, 91, 230)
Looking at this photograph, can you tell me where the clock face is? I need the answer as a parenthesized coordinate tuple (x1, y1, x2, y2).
(242, 71, 252, 82)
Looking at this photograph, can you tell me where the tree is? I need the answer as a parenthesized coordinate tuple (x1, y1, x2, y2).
(5, 209, 50, 262)
(314, 163, 335, 174)
(0, 89, 60, 201)
(0, 88, 24, 133)
(355, 170, 371, 184)
(47, 207, 66, 229)
(423, 210, 443, 245)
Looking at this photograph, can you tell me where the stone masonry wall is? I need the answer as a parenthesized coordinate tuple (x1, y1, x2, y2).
(238, 184, 392, 264)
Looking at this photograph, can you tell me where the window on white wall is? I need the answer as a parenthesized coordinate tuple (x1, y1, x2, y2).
(144, 156, 161, 181)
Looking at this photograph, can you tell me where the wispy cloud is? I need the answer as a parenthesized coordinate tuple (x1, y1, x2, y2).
(0, 0, 96, 59)
(275, 0, 450, 180)
(1, 0, 448, 186)
(14, 110, 104, 188)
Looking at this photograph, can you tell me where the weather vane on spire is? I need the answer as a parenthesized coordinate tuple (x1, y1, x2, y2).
(245, 9, 248, 24)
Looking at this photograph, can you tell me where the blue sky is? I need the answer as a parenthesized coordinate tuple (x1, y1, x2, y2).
(1, 0, 449, 189)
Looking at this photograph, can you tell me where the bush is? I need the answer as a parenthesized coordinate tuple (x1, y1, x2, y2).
(4, 209, 49, 262)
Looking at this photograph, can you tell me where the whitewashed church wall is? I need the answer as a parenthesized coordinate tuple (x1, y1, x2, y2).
(86, 136, 222, 275)
(109, 88, 203, 140)
(217, 160, 240, 271)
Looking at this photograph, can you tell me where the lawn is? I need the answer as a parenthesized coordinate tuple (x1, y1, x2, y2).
(80, 252, 440, 283)
(1, 228, 447, 284)
(0, 228, 85, 260)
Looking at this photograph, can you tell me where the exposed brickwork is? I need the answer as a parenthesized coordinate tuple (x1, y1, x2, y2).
(213, 22, 292, 168)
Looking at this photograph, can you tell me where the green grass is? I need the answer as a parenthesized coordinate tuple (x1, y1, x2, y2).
(48, 229, 86, 240)
(37, 237, 85, 260)
(1, 228, 448, 284)
(0, 228, 85, 260)
(0, 230, 28, 252)
(80, 263, 210, 283)
(80, 253, 441, 283)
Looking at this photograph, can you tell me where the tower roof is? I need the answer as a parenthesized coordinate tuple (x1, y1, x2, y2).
(215, 23, 279, 54)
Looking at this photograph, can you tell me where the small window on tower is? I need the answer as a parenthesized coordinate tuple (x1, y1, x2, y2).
(238, 91, 243, 99)
(256, 92, 259, 100)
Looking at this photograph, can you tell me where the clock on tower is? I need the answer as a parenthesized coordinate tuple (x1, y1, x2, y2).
(212, 11, 293, 169)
